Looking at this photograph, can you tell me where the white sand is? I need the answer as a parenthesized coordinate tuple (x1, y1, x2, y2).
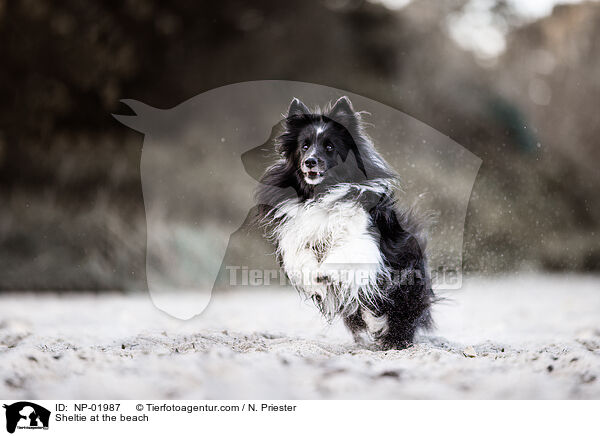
(1, 274, 599, 399)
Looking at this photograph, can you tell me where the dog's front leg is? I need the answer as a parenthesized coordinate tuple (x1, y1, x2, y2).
(318, 235, 383, 296)
(281, 247, 328, 301)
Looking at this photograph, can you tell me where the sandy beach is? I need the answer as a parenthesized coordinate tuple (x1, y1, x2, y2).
(1, 275, 599, 399)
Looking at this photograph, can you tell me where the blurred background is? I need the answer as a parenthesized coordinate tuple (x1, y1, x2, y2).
(1, 0, 599, 291)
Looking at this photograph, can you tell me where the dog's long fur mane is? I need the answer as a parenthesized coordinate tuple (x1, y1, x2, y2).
(255, 99, 428, 255)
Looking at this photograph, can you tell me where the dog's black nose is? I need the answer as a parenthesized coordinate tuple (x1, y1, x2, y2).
(304, 158, 317, 169)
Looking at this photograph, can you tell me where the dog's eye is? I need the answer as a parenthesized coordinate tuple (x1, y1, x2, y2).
(302, 143, 310, 150)
(325, 143, 334, 152)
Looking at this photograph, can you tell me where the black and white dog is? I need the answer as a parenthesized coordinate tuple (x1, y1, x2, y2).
(255, 96, 434, 349)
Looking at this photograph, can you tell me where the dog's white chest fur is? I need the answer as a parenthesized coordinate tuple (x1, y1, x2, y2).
(270, 190, 387, 319)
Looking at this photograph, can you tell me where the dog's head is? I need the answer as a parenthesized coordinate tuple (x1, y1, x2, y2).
(279, 96, 367, 187)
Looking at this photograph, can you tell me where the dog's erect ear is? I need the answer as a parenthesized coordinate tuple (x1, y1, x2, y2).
(287, 97, 309, 118)
(329, 96, 355, 119)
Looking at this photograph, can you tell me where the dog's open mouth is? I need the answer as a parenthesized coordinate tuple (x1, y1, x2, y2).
(304, 171, 325, 185)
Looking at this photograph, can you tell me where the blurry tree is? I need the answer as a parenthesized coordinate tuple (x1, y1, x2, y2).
(0, 0, 598, 290)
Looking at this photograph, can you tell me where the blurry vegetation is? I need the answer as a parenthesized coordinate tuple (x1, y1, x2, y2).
(0, 0, 599, 290)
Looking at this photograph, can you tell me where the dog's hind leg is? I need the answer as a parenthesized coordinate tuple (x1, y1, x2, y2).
(377, 284, 433, 350)
(378, 315, 416, 350)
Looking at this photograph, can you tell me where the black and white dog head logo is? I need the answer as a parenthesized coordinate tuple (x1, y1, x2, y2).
(3, 402, 50, 434)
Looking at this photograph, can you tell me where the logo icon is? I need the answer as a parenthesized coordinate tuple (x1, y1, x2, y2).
(3, 402, 50, 434)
